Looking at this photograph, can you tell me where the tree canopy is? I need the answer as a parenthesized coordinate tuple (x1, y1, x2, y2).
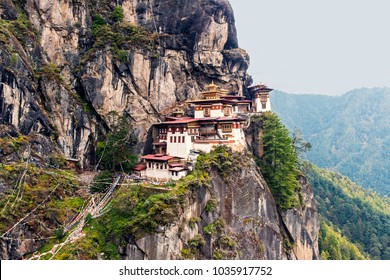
(259, 112, 299, 210)
(300, 161, 390, 259)
(96, 112, 138, 172)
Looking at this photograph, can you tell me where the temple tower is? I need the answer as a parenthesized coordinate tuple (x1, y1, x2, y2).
(249, 84, 273, 113)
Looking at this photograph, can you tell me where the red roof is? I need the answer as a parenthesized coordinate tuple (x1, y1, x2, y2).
(195, 117, 218, 122)
(165, 116, 193, 121)
(216, 117, 246, 122)
(169, 167, 187, 172)
(158, 118, 197, 125)
(132, 164, 147, 171)
(169, 163, 185, 168)
(220, 95, 245, 100)
(187, 99, 237, 105)
(141, 154, 175, 161)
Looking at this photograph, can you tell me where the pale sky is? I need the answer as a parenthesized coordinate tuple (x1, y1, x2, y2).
(229, 0, 390, 95)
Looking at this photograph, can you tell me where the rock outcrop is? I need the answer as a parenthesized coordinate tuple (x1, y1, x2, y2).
(119, 153, 319, 260)
(1, 0, 251, 167)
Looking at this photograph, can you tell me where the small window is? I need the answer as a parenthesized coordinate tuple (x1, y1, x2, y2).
(262, 102, 266, 109)
(222, 124, 232, 133)
(204, 107, 210, 117)
(182, 136, 185, 143)
(174, 136, 177, 143)
(170, 136, 173, 143)
(178, 136, 181, 143)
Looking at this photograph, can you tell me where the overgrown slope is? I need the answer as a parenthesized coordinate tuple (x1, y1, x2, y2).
(300, 161, 390, 259)
(52, 147, 319, 260)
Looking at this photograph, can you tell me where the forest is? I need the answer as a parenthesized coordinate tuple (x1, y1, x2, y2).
(300, 161, 390, 259)
(271, 88, 390, 196)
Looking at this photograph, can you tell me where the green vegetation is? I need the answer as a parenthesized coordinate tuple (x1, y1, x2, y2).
(300, 161, 390, 259)
(195, 145, 249, 178)
(88, 12, 157, 62)
(10, 53, 18, 65)
(36, 62, 64, 83)
(319, 221, 367, 260)
(110, 6, 124, 23)
(188, 217, 201, 229)
(188, 234, 206, 248)
(90, 170, 113, 193)
(0, 13, 38, 47)
(217, 234, 236, 250)
(0, 162, 84, 237)
(53, 147, 248, 259)
(271, 88, 390, 196)
(205, 199, 217, 213)
(96, 112, 138, 172)
(258, 112, 299, 210)
(203, 218, 225, 236)
(54, 168, 209, 259)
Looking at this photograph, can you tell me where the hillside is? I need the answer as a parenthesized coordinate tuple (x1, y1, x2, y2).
(271, 88, 390, 196)
(300, 161, 390, 259)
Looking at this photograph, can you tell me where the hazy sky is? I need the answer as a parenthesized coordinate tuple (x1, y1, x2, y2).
(229, 0, 390, 95)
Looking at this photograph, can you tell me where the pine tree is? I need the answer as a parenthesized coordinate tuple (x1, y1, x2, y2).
(96, 112, 138, 172)
(260, 112, 298, 210)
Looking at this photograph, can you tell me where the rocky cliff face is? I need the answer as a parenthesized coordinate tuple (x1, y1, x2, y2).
(120, 152, 319, 260)
(0, 0, 251, 167)
(0, 0, 319, 260)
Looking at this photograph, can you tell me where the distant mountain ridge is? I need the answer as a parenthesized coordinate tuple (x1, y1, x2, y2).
(271, 87, 390, 196)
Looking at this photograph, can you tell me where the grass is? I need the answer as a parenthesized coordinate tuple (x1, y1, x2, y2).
(0, 162, 85, 243)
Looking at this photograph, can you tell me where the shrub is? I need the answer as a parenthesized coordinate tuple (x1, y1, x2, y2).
(203, 219, 225, 236)
(180, 248, 193, 259)
(205, 199, 217, 213)
(111, 6, 124, 23)
(218, 235, 236, 249)
(54, 228, 65, 240)
(188, 217, 200, 229)
(212, 250, 222, 260)
(10, 53, 17, 65)
(188, 234, 205, 248)
(90, 170, 113, 193)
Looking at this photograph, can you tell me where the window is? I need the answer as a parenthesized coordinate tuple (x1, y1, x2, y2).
(222, 124, 232, 133)
(174, 136, 177, 143)
(148, 162, 151, 168)
(182, 136, 185, 143)
(262, 102, 266, 109)
(191, 136, 195, 142)
(170, 136, 173, 143)
(204, 107, 210, 117)
(178, 136, 181, 143)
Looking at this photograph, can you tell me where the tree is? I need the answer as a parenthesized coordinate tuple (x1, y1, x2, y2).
(259, 112, 298, 210)
(292, 129, 312, 155)
(111, 6, 124, 23)
(96, 112, 138, 172)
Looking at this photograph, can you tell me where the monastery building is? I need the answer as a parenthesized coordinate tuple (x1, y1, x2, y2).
(133, 83, 272, 181)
